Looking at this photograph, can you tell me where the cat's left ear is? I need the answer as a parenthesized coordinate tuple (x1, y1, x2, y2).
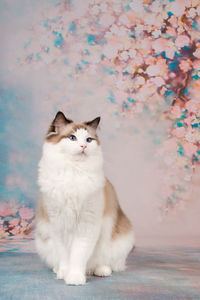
(85, 117, 100, 130)
(48, 111, 72, 134)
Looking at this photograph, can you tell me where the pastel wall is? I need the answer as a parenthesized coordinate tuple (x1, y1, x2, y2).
(0, 0, 200, 246)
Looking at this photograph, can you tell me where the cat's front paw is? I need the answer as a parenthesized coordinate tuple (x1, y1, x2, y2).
(64, 272, 86, 285)
(94, 265, 112, 277)
(55, 265, 68, 280)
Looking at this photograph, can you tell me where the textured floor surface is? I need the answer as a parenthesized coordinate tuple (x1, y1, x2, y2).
(0, 239, 200, 300)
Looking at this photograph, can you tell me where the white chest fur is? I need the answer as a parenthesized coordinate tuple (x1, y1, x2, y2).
(38, 142, 105, 226)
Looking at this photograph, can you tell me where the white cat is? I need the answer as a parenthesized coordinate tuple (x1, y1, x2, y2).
(35, 111, 135, 285)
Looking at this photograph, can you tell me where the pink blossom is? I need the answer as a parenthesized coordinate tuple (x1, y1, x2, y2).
(165, 47, 175, 59)
(134, 76, 145, 87)
(114, 90, 128, 102)
(185, 100, 199, 113)
(156, 58, 168, 76)
(193, 59, 200, 70)
(129, 49, 136, 59)
(99, 14, 115, 28)
(119, 14, 130, 27)
(184, 116, 193, 126)
(188, 7, 196, 18)
(21, 220, 28, 227)
(145, 57, 157, 65)
(183, 142, 198, 156)
(150, 77, 165, 87)
(175, 35, 190, 48)
(134, 54, 144, 66)
(0, 203, 12, 217)
(10, 227, 20, 235)
(166, 27, 176, 37)
(163, 138, 177, 151)
(140, 38, 152, 53)
(19, 207, 34, 220)
(170, 0, 187, 17)
(172, 127, 186, 138)
(103, 44, 119, 59)
(126, 11, 137, 25)
(169, 72, 176, 78)
(185, 130, 195, 143)
(146, 65, 160, 77)
(152, 38, 168, 53)
(138, 81, 157, 98)
(9, 218, 19, 227)
(193, 79, 200, 90)
(168, 15, 178, 28)
(171, 105, 182, 118)
(179, 60, 191, 72)
(119, 51, 129, 61)
(193, 48, 200, 59)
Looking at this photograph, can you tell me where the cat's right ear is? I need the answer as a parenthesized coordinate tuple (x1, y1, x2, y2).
(47, 111, 72, 135)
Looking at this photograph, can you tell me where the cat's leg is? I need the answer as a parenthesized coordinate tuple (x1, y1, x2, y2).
(64, 223, 101, 285)
(110, 231, 135, 272)
(35, 221, 59, 271)
(53, 240, 67, 279)
(35, 235, 57, 269)
(35, 220, 69, 277)
(94, 265, 112, 276)
(54, 234, 73, 280)
(87, 221, 135, 276)
(87, 217, 113, 277)
(87, 239, 112, 277)
(88, 233, 133, 276)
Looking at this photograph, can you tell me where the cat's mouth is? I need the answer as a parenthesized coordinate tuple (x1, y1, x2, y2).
(79, 150, 87, 156)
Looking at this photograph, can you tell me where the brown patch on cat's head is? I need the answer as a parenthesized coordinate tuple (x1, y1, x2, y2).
(45, 111, 101, 145)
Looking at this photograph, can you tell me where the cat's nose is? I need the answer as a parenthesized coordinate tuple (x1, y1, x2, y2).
(80, 145, 87, 150)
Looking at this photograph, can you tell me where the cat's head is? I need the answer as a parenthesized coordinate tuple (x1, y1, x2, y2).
(45, 111, 101, 159)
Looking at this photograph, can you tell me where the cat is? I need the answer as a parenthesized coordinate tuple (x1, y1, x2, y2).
(35, 111, 135, 285)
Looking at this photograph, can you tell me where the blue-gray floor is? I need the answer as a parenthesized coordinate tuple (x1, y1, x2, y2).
(0, 245, 200, 300)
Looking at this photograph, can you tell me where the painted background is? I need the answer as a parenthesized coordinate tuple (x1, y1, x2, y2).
(0, 0, 200, 246)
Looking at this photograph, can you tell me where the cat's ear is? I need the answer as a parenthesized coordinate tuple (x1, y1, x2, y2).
(48, 111, 72, 134)
(85, 117, 100, 130)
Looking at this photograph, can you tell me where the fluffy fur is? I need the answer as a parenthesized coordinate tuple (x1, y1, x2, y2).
(35, 112, 135, 285)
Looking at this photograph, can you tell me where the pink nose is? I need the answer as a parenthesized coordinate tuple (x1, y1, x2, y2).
(81, 145, 87, 150)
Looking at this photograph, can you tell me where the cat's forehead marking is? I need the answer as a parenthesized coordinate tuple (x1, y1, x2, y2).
(74, 128, 88, 136)
(71, 126, 100, 145)
(71, 123, 97, 136)
(46, 122, 99, 144)
(64, 124, 95, 137)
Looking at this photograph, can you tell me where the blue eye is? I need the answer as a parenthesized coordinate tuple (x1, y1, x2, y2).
(69, 135, 77, 141)
(86, 137, 93, 143)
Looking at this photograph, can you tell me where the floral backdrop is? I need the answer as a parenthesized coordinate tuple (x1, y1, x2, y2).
(0, 0, 200, 243)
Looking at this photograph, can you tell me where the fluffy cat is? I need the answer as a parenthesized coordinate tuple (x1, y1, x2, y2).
(35, 111, 135, 285)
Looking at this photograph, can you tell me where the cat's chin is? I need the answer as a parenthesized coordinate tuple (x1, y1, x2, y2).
(79, 151, 87, 155)
(74, 151, 88, 159)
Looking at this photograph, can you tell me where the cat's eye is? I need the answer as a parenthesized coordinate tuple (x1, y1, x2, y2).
(68, 135, 77, 141)
(86, 137, 93, 143)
